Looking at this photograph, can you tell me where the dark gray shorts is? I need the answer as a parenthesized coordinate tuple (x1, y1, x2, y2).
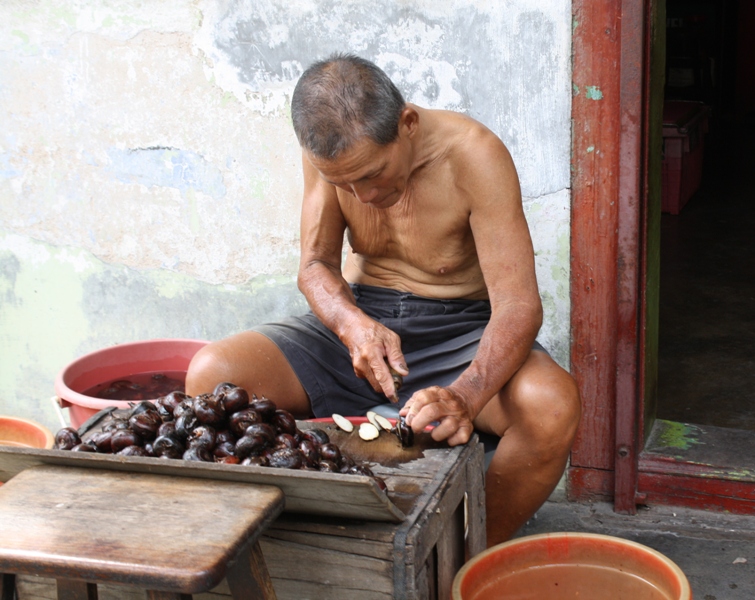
(254, 283, 547, 418)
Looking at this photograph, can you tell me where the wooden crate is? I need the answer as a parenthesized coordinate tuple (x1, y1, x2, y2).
(14, 437, 485, 600)
(260, 436, 486, 600)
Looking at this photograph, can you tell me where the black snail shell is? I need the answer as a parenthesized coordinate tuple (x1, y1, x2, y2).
(52, 385, 387, 493)
(392, 416, 414, 449)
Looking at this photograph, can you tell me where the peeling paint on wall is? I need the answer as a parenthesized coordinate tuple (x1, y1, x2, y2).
(0, 233, 306, 430)
(1, 0, 573, 428)
(106, 147, 227, 200)
(524, 189, 571, 365)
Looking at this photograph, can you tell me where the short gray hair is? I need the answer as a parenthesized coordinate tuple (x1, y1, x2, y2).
(291, 53, 406, 160)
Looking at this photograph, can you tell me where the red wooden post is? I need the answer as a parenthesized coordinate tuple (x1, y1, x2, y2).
(614, 0, 646, 515)
(569, 0, 623, 492)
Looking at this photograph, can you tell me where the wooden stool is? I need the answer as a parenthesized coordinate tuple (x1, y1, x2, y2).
(0, 465, 284, 600)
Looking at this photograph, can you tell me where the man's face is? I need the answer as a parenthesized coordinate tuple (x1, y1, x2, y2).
(307, 136, 411, 209)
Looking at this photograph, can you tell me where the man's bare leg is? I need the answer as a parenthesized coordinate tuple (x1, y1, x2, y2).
(475, 350, 581, 547)
(185, 331, 313, 418)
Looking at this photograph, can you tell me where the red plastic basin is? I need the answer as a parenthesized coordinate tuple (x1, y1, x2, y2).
(453, 532, 692, 600)
(54, 338, 209, 429)
(0, 416, 54, 449)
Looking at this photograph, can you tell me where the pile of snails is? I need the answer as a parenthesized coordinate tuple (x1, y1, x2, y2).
(53, 382, 388, 490)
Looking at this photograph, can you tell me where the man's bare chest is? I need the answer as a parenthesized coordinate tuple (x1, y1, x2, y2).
(340, 188, 476, 275)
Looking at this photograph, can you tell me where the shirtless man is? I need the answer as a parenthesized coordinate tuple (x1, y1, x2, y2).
(186, 53, 581, 546)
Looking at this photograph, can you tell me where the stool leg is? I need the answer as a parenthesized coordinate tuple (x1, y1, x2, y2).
(226, 542, 277, 600)
(56, 580, 97, 600)
(2, 574, 16, 600)
(146, 592, 192, 600)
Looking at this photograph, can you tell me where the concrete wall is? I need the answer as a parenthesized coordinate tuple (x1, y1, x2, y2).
(0, 0, 572, 433)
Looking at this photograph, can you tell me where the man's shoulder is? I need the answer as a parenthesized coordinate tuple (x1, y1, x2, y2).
(426, 109, 509, 161)
(427, 108, 496, 137)
(440, 115, 514, 180)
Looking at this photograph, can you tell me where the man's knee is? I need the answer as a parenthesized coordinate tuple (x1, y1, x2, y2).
(185, 341, 232, 396)
(510, 363, 581, 461)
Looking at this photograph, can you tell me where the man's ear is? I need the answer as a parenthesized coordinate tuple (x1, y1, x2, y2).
(399, 106, 420, 138)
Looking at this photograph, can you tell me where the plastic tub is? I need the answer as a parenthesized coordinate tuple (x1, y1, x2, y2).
(453, 532, 692, 600)
(0, 416, 55, 449)
(55, 338, 209, 429)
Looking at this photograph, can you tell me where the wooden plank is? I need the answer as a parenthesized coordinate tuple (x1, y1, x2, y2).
(614, 0, 645, 515)
(641, 0, 666, 451)
(54, 581, 97, 600)
(266, 513, 398, 545)
(414, 556, 434, 600)
(404, 448, 469, 573)
(258, 537, 393, 595)
(566, 466, 614, 502)
(641, 455, 755, 482)
(569, 0, 623, 475)
(225, 543, 276, 600)
(16, 575, 59, 600)
(16, 576, 230, 600)
(146, 593, 191, 600)
(639, 471, 755, 514)
(434, 503, 465, 600)
(464, 440, 486, 557)
(265, 581, 391, 600)
(0, 446, 403, 523)
(0, 466, 283, 594)
(395, 438, 482, 600)
(10, 435, 479, 600)
(262, 528, 394, 561)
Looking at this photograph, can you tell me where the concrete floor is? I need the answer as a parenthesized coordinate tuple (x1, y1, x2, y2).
(508, 117, 755, 599)
(658, 118, 755, 430)
(514, 495, 755, 599)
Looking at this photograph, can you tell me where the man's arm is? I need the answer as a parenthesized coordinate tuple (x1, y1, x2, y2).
(402, 132, 542, 443)
(297, 152, 407, 399)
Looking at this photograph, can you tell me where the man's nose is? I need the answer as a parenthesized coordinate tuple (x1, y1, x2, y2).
(350, 183, 379, 204)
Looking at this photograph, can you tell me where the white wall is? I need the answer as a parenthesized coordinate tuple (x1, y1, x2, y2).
(0, 0, 572, 432)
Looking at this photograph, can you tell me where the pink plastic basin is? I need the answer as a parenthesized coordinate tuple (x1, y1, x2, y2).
(0, 416, 54, 449)
(453, 532, 692, 600)
(55, 338, 209, 429)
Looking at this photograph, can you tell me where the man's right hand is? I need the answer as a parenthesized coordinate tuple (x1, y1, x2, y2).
(341, 315, 408, 402)
(400, 385, 476, 447)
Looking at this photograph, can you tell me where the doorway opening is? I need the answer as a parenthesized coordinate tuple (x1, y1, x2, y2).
(645, 0, 755, 493)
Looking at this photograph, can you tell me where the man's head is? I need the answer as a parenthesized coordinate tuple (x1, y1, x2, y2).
(291, 53, 406, 160)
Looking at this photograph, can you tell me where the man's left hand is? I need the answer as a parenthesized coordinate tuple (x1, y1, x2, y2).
(399, 386, 475, 447)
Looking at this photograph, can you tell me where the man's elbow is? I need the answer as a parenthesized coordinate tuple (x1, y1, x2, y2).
(522, 297, 544, 339)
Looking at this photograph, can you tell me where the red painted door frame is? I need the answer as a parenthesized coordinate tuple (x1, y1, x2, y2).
(568, 0, 652, 510)
(569, 0, 755, 515)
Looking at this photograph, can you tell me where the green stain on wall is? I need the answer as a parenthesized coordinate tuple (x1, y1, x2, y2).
(585, 86, 604, 100)
(550, 230, 570, 300)
(221, 91, 236, 107)
(540, 290, 556, 317)
(249, 171, 272, 202)
(0, 236, 93, 429)
(11, 30, 29, 44)
(0, 234, 306, 431)
(50, 6, 77, 27)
